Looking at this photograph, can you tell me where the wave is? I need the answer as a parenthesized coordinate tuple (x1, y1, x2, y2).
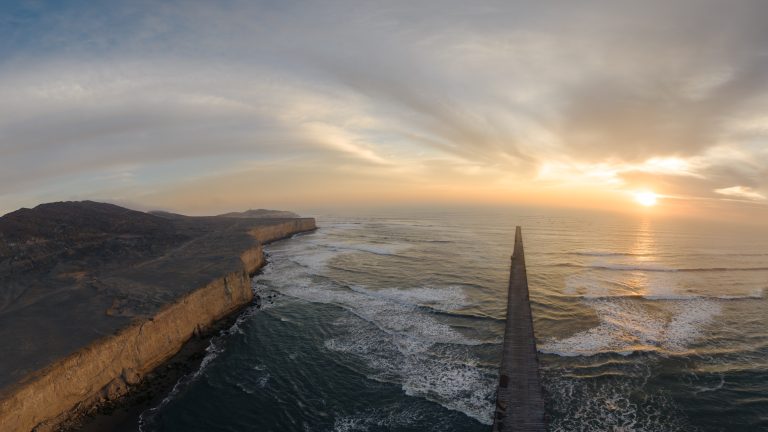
(645, 290, 764, 300)
(347, 285, 469, 312)
(429, 308, 507, 323)
(275, 237, 409, 274)
(544, 374, 691, 432)
(138, 299, 269, 431)
(258, 216, 763, 427)
(319, 241, 409, 256)
(139, 337, 226, 432)
(333, 405, 425, 432)
(279, 283, 481, 347)
(263, 238, 483, 348)
(559, 250, 768, 258)
(571, 251, 648, 257)
(539, 298, 723, 357)
(693, 374, 725, 394)
(324, 315, 496, 425)
(571, 288, 765, 301)
(259, 239, 495, 424)
(227, 367, 270, 396)
(554, 262, 768, 273)
(286, 248, 337, 272)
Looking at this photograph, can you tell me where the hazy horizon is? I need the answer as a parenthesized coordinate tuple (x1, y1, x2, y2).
(2, 0, 768, 224)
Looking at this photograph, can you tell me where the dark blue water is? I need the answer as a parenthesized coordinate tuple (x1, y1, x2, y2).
(139, 209, 768, 431)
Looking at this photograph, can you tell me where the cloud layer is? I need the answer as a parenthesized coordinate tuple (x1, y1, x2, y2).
(1, 0, 767, 217)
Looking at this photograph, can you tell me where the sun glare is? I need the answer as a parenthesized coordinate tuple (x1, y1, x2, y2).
(634, 191, 658, 207)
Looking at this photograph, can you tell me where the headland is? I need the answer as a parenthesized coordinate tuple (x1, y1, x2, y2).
(0, 201, 315, 431)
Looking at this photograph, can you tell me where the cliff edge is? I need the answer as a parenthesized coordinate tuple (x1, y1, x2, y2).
(0, 201, 316, 431)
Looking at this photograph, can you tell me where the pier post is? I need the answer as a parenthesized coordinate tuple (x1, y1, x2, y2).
(492, 226, 546, 432)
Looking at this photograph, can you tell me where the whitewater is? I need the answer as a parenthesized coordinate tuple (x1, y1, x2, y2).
(139, 209, 768, 431)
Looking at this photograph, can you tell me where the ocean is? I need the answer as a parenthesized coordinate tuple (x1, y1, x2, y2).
(137, 208, 768, 431)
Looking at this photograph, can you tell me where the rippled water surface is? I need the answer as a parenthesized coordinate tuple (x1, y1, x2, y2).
(140, 209, 768, 431)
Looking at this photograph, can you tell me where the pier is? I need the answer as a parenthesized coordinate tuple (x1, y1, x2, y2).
(492, 226, 547, 432)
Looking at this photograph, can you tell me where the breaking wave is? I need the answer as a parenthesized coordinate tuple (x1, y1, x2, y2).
(539, 298, 723, 357)
(544, 373, 693, 432)
(554, 263, 768, 273)
(258, 234, 496, 424)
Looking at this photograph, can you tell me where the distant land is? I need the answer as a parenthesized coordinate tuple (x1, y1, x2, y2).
(217, 209, 301, 219)
(0, 201, 316, 431)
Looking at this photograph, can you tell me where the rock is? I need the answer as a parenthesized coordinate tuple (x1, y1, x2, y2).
(122, 369, 141, 386)
(103, 378, 127, 400)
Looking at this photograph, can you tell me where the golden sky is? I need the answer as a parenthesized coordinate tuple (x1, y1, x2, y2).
(1, 1, 767, 222)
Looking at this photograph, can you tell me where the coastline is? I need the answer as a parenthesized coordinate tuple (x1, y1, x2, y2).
(71, 300, 251, 432)
(0, 217, 316, 432)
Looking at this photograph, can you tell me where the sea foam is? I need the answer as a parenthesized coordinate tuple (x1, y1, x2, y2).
(257, 228, 495, 425)
(539, 298, 723, 357)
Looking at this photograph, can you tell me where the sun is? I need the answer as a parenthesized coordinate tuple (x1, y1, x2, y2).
(634, 191, 658, 207)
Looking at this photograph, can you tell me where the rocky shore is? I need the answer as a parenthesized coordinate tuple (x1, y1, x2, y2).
(0, 202, 315, 431)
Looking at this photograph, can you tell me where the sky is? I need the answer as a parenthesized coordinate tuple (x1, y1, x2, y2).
(1, 0, 767, 221)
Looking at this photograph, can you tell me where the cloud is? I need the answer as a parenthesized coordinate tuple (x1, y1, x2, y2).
(714, 186, 766, 201)
(1, 0, 768, 216)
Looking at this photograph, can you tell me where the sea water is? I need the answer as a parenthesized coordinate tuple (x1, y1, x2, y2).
(138, 208, 768, 431)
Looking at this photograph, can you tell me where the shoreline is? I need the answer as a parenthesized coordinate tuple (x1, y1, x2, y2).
(69, 301, 251, 432)
(0, 215, 316, 432)
(67, 234, 312, 432)
(68, 236, 312, 432)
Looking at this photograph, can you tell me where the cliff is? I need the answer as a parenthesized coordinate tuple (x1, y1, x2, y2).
(0, 202, 316, 431)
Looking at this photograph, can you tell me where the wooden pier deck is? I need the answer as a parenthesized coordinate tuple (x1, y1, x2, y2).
(492, 226, 547, 432)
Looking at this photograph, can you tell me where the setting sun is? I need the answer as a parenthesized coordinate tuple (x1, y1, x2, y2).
(634, 191, 658, 207)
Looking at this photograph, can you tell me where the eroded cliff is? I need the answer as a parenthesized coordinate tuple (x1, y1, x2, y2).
(0, 202, 316, 431)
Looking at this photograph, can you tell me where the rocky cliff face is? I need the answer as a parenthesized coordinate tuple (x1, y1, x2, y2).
(0, 202, 315, 431)
(0, 267, 256, 432)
